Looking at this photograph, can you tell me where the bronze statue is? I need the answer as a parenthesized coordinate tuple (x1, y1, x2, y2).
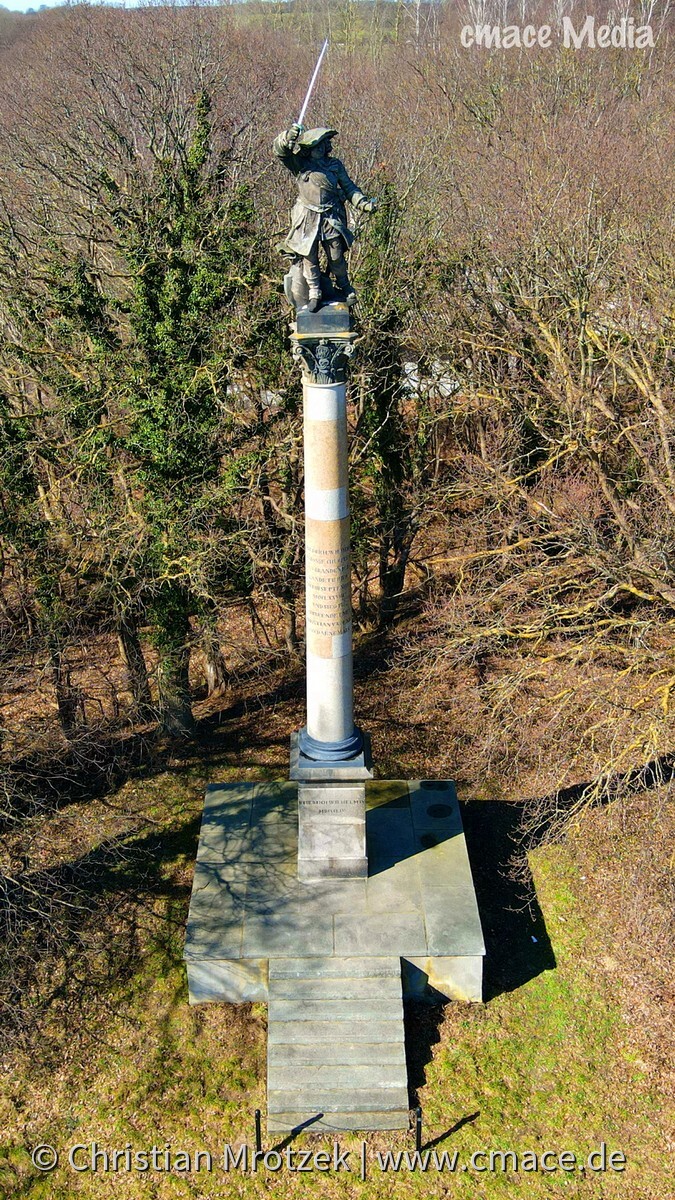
(273, 123, 378, 312)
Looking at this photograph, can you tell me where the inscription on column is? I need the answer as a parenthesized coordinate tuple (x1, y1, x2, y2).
(306, 544, 351, 636)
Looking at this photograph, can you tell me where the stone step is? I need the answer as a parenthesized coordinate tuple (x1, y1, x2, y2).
(270, 975, 402, 1000)
(268, 1041, 407, 1067)
(268, 1087, 409, 1114)
(267, 1110, 410, 1133)
(269, 956, 400, 978)
(266, 956, 409, 1132)
(269, 998, 403, 1022)
(268, 1019, 405, 1044)
(268, 1062, 405, 1090)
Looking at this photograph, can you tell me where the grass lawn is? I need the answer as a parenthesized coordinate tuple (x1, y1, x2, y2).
(0, 759, 672, 1200)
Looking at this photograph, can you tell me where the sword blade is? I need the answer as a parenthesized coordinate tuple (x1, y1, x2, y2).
(297, 38, 329, 127)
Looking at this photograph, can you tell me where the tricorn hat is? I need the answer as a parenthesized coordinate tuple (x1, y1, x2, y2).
(298, 126, 338, 149)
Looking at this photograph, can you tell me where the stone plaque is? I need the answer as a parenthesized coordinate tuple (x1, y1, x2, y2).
(297, 782, 367, 880)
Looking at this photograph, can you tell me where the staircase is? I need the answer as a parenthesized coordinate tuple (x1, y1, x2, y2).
(267, 957, 409, 1133)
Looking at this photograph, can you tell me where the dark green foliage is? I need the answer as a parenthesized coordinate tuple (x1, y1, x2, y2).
(353, 177, 429, 625)
(0, 392, 42, 552)
(0, 87, 287, 733)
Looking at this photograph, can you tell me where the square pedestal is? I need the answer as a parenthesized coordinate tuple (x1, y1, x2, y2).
(184, 780, 485, 1004)
(295, 301, 352, 338)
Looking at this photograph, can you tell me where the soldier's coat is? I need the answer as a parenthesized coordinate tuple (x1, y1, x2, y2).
(273, 130, 370, 257)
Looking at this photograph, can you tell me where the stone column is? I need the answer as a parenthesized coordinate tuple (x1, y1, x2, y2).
(302, 376, 360, 754)
(289, 302, 372, 881)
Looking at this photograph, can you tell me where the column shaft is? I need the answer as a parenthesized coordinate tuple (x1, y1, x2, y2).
(303, 381, 355, 747)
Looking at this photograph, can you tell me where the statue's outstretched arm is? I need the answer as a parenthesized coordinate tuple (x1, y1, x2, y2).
(337, 162, 378, 213)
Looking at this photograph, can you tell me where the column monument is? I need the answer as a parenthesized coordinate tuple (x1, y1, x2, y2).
(183, 61, 486, 1134)
(273, 118, 378, 879)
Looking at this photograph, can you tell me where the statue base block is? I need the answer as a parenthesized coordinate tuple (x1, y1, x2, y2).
(294, 300, 352, 339)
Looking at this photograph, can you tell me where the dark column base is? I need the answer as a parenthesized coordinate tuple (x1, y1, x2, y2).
(298, 725, 363, 762)
(290, 730, 373, 781)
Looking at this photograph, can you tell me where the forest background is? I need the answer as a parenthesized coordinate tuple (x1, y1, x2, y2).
(0, 1, 673, 1197)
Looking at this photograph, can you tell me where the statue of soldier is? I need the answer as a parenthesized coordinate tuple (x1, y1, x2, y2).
(273, 123, 378, 312)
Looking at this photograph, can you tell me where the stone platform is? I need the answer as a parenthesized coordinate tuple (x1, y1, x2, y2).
(184, 780, 485, 1006)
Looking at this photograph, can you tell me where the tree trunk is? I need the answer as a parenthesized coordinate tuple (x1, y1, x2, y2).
(49, 643, 79, 736)
(281, 586, 299, 656)
(200, 620, 228, 696)
(151, 592, 195, 737)
(378, 522, 415, 628)
(116, 617, 152, 720)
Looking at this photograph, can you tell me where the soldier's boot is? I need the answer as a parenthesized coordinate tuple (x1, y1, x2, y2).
(327, 243, 356, 306)
(326, 253, 355, 304)
(303, 255, 323, 312)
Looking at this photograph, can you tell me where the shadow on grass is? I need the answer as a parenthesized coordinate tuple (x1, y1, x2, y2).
(404, 998, 447, 1108)
(457, 747, 675, 1000)
(422, 1110, 480, 1151)
(0, 813, 203, 1060)
(461, 800, 556, 1001)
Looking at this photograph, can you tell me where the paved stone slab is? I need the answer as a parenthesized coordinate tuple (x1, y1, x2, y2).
(365, 781, 410, 809)
(186, 957, 267, 1005)
(185, 863, 248, 959)
(298, 880, 367, 912)
(334, 912, 427, 956)
(366, 808, 417, 874)
(197, 783, 295, 862)
(197, 826, 296, 866)
(269, 1041, 407, 1067)
(234, 864, 300, 913)
(423, 887, 485, 957)
(250, 782, 298, 816)
(243, 912, 334, 958)
(365, 863, 422, 912)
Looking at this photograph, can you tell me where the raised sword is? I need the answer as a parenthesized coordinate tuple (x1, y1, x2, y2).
(297, 39, 329, 128)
